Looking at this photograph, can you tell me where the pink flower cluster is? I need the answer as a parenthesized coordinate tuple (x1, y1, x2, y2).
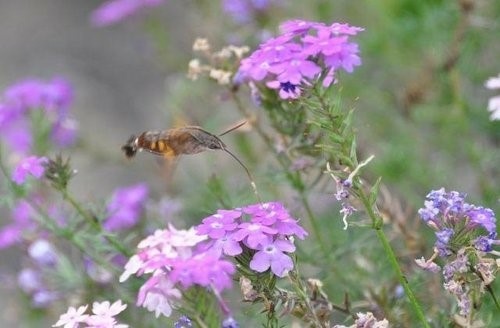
(119, 224, 234, 318)
(238, 19, 363, 99)
(53, 300, 128, 328)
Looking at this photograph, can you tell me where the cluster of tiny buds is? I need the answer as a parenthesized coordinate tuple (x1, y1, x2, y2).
(188, 38, 249, 86)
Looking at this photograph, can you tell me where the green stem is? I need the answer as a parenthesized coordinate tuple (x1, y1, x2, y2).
(60, 188, 132, 257)
(359, 192, 430, 328)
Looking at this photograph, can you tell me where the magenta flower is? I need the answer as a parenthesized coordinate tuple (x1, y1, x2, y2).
(90, 0, 164, 27)
(194, 201, 307, 277)
(11, 156, 48, 185)
(238, 19, 363, 99)
(232, 221, 277, 249)
(249, 239, 295, 277)
(103, 183, 149, 231)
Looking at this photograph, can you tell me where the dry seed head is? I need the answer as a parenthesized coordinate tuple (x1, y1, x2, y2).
(228, 45, 250, 59)
(192, 38, 210, 52)
(187, 59, 205, 80)
(209, 69, 232, 85)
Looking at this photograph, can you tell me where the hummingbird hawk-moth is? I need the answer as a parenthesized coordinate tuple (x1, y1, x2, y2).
(122, 121, 259, 198)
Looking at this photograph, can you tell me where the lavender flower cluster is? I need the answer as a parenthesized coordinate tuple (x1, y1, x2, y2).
(0, 77, 77, 155)
(119, 201, 307, 318)
(416, 188, 499, 317)
(417, 188, 497, 256)
(237, 19, 363, 99)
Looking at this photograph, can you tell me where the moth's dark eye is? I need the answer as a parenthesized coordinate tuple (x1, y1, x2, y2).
(208, 142, 222, 149)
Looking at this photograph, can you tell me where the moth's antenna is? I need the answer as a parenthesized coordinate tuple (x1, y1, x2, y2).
(222, 147, 260, 203)
(219, 120, 247, 137)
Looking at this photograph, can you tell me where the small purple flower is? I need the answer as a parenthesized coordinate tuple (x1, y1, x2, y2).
(28, 239, 58, 266)
(232, 222, 277, 249)
(17, 268, 43, 294)
(51, 117, 79, 147)
(196, 209, 241, 239)
(473, 234, 494, 252)
(11, 156, 48, 185)
(174, 315, 193, 328)
(205, 233, 243, 257)
(467, 207, 496, 234)
(222, 316, 240, 328)
(90, 0, 164, 27)
(103, 183, 149, 231)
(32, 290, 59, 308)
(0, 224, 24, 249)
(249, 239, 294, 277)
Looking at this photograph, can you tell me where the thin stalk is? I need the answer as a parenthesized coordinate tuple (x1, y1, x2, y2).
(59, 188, 132, 257)
(359, 192, 430, 328)
(230, 91, 328, 255)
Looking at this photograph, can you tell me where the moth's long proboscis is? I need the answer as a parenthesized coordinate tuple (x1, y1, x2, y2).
(222, 148, 261, 202)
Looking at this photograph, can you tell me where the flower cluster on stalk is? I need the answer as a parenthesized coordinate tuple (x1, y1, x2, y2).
(416, 188, 499, 318)
(196, 201, 307, 277)
(237, 19, 363, 99)
(119, 201, 307, 320)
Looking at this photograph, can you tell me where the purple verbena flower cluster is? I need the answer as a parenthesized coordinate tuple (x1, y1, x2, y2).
(196, 201, 308, 277)
(0, 77, 77, 155)
(417, 188, 497, 256)
(416, 188, 499, 318)
(238, 19, 363, 99)
(90, 0, 164, 27)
